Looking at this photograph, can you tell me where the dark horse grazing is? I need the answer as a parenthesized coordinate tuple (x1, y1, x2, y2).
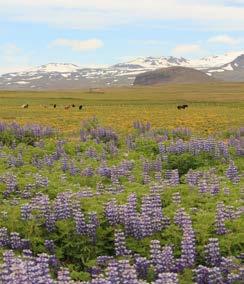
(72, 104, 75, 108)
(79, 105, 83, 110)
(53, 104, 56, 108)
(177, 104, 188, 110)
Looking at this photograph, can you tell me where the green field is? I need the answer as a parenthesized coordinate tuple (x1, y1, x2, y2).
(0, 83, 244, 136)
(0, 83, 243, 283)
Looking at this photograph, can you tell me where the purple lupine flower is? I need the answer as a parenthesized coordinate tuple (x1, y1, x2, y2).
(20, 204, 32, 220)
(10, 232, 22, 250)
(154, 156, 162, 172)
(114, 230, 131, 256)
(179, 227, 196, 269)
(186, 169, 202, 187)
(3, 173, 18, 197)
(57, 267, 73, 283)
(142, 172, 151, 184)
(0, 227, 9, 247)
(150, 240, 162, 274)
(104, 199, 119, 226)
(126, 135, 135, 150)
(215, 202, 228, 235)
(208, 267, 223, 283)
(35, 173, 49, 188)
(44, 240, 55, 255)
(198, 179, 208, 194)
(172, 192, 181, 205)
(96, 255, 114, 267)
(226, 160, 240, 184)
(120, 260, 139, 284)
(73, 209, 87, 235)
(154, 272, 179, 284)
(194, 265, 210, 284)
(161, 245, 175, 273)
(204, 238, 221, 267)
(210, 175, 220, 195)
(134, 256, 150, 279)
(82, 166, 94, 177)
(106, 261, 120, 284)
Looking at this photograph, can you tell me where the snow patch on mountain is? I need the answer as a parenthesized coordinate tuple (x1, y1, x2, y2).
(222, 64, 233, 71)
(187, 51, 244, 69)
(33, 63, 80, 73)
(16, 81, 29, 85)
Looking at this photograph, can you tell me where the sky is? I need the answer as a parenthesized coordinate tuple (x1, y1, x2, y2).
(1, 0, 244, 73)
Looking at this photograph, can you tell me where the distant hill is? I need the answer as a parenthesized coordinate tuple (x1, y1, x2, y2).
(0, 51, 244, 90)
(133, 67, 215, 86)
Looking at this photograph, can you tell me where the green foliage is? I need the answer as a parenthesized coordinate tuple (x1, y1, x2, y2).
(167, 152, 218, 176)
(0, 108, 243, 283)
(135, 138, 159, 157)
(0, 130, 40, 146)
(0, 131, 16, 146)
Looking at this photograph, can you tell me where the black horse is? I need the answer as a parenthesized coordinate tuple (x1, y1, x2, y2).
(177, 104, 188, 110)
(79, 105, 83, 110)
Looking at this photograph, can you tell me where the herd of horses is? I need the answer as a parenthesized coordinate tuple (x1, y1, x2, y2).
(21, 104, 83, 110)
(21, 103, 188, 110)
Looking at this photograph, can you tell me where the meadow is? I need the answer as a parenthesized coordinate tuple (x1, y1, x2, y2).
(0, 83, 244, 135)
(0, 83, 243, 283)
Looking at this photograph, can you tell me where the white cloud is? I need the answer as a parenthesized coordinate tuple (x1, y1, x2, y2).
(0, 43, 32, 74)
(129, 39, 167, 46)
(0, 66, 31, 75)
(50, 38, 103, 52)
(172, 44, 202, 56)
(1, 44, 21, 62)
(208, 35, 240, 45)
(1, 1, 244, 30)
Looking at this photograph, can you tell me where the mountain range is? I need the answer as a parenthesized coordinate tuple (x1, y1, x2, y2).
(1, 51, 244, 90)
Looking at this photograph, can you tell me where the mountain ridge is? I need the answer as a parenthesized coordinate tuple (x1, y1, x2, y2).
(1, 51, 244, 89)
(133, 67, 216, 86)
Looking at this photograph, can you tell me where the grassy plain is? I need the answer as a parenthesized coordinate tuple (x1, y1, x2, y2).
(0, 83, 244, 136)
(0, 83, 243, 282)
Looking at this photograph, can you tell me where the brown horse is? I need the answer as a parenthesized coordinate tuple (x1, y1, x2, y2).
(21, 104, 29, 109)
(64, 105, 71, 110)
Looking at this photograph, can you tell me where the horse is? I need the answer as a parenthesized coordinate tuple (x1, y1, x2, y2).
(71, 104, 75, 108)
(79, 105, 83, 110)
(53, 104, 57, 108)
(21, 104, 28, 109)
(177, 104, 188, 110)
(64, 105, 71, 110)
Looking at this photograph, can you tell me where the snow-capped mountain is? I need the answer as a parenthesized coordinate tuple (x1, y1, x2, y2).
(32, 63, 80, 73)
(113, 56, 188, 69)
(1, 51, 244, 90)
(116, 51, 244, 70)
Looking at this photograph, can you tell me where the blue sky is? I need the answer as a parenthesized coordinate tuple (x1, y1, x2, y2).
(1, 0, 244, 73)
